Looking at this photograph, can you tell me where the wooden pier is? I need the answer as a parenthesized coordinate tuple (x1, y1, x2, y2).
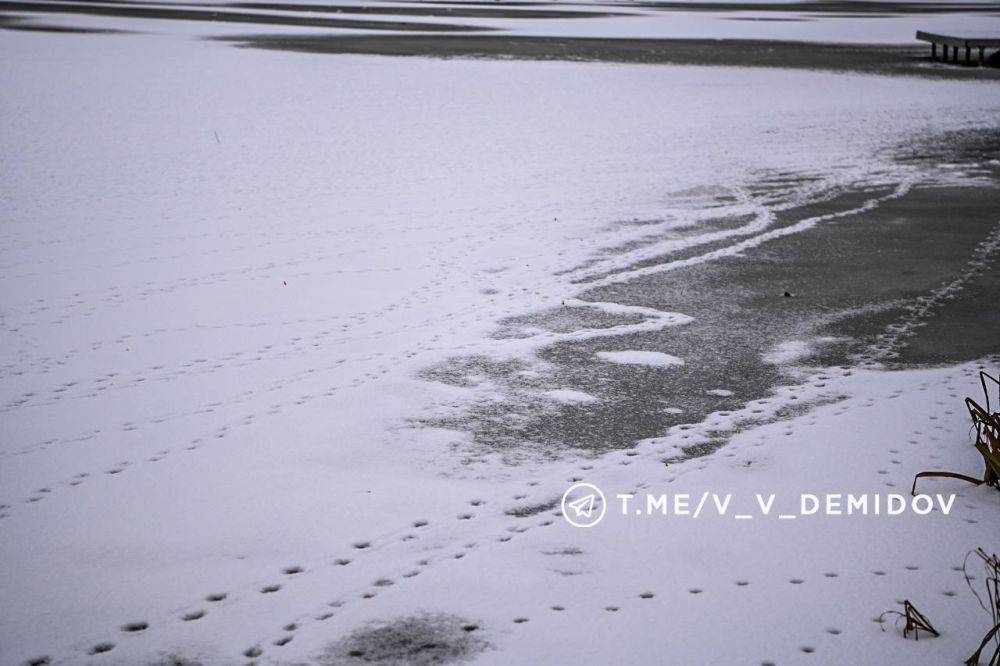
(916, 31, 1000, 66)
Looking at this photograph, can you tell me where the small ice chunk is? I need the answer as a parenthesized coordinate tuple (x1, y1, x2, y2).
(763, 340, 811, 365)
(707, 388, 734, 397)
(545, 389, 598, 404)
(595, 351, 684, 368)
(764, 336, 843, 364)
(664, 407, 684, 414)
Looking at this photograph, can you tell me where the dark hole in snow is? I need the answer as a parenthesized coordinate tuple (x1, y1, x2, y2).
(321, 612, 488, 665)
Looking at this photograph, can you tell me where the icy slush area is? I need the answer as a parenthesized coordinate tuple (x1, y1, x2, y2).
(1, 26, 1000, 665)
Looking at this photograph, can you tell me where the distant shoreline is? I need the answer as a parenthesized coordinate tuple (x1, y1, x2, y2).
(220, 34, 1000, 80)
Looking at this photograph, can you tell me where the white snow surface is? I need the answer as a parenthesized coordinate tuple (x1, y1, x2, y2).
(1, 24, 1000, 666)
(764, 336, 845, 365)
(5, 0, 999, 43)
(595, 350, 686, 367)
(544, 389, 600, 404)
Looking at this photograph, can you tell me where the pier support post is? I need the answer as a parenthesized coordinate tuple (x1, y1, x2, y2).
(932, 42, 937, 58)
(965, 46, 971, 64)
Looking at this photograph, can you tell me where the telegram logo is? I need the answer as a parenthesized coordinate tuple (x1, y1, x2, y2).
(561, 482, 607, 528)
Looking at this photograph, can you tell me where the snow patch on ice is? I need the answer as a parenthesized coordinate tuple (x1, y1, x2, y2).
(763, 340, 812, 365)
(544, 389, 599, 404)
(764, 336, 845, 365)
(595, 351, 684, 368)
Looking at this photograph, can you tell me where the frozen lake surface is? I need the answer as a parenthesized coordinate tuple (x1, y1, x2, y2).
(1, 7, 1000, 665)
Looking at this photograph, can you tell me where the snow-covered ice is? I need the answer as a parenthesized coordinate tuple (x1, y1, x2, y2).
(1, 9, 999, 666)
(544, 389, 600, 404)
(595, 351, 685, 367)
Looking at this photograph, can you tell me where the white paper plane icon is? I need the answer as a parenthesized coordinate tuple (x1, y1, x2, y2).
(561, 483, 606, 528)
(568, 494, 597, 518)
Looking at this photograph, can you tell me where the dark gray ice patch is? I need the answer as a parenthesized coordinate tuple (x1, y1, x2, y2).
(891, 127, 1000, 174)
(414, 130, 1000, 460)
(320, 613, 488, 665)
(419, 356, 538, 390)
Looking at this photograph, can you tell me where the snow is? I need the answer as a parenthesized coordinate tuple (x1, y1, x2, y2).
(1, 16, 999, 666)
(544, 389, 600, 404)
(707, 388, 735, 397)
(764, 336, 844, 365)
(447, 362, 1000, 665)
(595, 351, 686, 368)
(10, 0, 998, 44)
(503, 10, 1000, 44)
